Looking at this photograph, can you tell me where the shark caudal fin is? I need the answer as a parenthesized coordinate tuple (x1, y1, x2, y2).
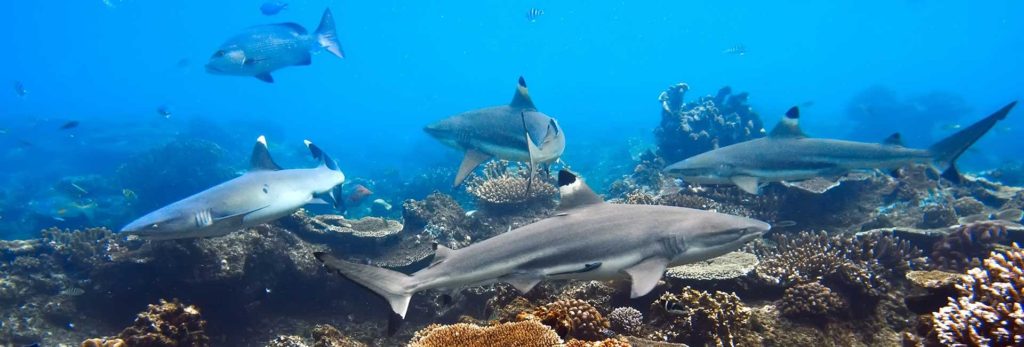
(304, 140, 345, 210)
(314, 252, 415, 318)
(928, 101, 1016, 182)
(315, 8, 344, 59)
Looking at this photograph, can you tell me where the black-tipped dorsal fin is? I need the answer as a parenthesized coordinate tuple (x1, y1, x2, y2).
(556, 170, 603, 212)
(768, 106, 806, 138)
(430, 242, 455, 266)
(883, 132, 904, 146)
(250, 135, 282, 171)
(510, 76, 537, 110)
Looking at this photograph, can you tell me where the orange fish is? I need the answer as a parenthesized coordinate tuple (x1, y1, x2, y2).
(347, 185, 373, 205)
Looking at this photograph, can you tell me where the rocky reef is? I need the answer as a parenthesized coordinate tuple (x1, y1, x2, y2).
(655, 83, 765, 164)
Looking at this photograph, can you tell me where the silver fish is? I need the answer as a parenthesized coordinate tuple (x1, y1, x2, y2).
(205, 8, 344, 83)
(526, 8, 544, 22)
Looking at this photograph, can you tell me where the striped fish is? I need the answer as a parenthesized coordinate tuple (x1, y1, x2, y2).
(526, 8, 544, 22)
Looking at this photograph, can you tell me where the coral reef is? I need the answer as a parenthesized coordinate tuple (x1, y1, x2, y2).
(311, 324, 366, 347)
(465, 160, 557, 214)
(778, 282, 848, 319)
(279, 210, 403, 248)
(648, 287, 752, 346)
(665, 251, 758, 281)
(114, 299, 209, 347)
(607, 307, 643, 336)
(932, 243, 1024, 346)
(516, 299, 610, 341)
(655, 83, 765, 163)
(81, 338, 127, 347)
(408, 321, 563, 347)
(931, 221, 1011, 271)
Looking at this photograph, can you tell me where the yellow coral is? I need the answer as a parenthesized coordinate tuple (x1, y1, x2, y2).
(517, 299, 611, 341)
(409, 321, 563, 347)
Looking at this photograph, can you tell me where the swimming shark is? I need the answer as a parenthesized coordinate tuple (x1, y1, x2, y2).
(120, 136, 345, 240)
(664, 101, 1017, 194)
(315, 170, 769, 319)
(424, 77, 566, 188)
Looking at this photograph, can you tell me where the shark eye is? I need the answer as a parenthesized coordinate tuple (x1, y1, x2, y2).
(212, 50, 226, 58)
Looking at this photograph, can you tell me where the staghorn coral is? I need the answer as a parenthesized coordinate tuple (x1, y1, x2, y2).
(933, 243, 1024, 346)
(408, 321, 563, 347)
(655, 83, 765, 163)
(649, 287, 752, 347)
(517, 298, 610, 341)
(778, 282, 848, 319)
(932, 221, 1010, 271)
(607, 307, 644, 336)
(116, 299, 210, 347)
(465, 160, 557, 213)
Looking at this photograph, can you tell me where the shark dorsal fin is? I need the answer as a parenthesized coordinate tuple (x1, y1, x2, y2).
(556, 170, 603, 212)
(883, 132, 904, 146)
(430, 242, 455, 266)
(510, 76, 537, 110)
(250, 135, 282, 171)
(768, 106, 806, 138)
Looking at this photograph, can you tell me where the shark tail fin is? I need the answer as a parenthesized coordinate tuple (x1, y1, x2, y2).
(314, 252, 415, 318)
(304, 139, 342, 172)
(315, 8, 344, 59)
(928, 101, 1016, 182)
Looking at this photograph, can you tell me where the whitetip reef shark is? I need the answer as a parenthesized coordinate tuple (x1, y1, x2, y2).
(120, 135, 345, 240)
(315, 170, 770, 320)
(424, 76, 566, 188)
(664, 101, 1017, 194)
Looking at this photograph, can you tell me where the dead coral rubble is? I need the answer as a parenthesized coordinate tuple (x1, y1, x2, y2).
(932, 243, 1024, 346)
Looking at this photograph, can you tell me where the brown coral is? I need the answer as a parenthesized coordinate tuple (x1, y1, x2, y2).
(517, 298, 611, 341)
(564, 337, 631, 347)
(932, 221, 1010, 271)
(81, 339, 126, 347)
(312, 324, 365, 347)
(777, 282, 848, 319)
(649, 287, 751, 347)
(117, 299, 209, 347)
(408, 321, 563, 347)
(466, 160, 557, 212)
(932, 243, 1024, 346)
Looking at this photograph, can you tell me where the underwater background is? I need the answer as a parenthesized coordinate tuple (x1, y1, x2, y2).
(2, 1, 1024, 346)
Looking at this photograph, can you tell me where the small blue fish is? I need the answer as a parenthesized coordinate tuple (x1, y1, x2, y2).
(723, 44, 746, 55)
(260, 1, 288, 16)
(157, 105, 172, 118)
(526, 8, 544, 22)
(13, 81, 27, 98)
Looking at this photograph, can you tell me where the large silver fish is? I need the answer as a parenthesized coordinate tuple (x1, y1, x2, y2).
(664, 102, 1017, 194)
(424, 77, 566, 187)
(205, 8, 344, 83)
(316, 170, 769, 319)
(120, 136, 345, 240)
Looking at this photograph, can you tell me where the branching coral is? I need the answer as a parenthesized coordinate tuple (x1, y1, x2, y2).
(517, 299, 610, 341)
(932, 221, 1010, 271)
(607, 307, 644, 336)
(465, 160, 557, 212)
(648, 287, 751, 347)
(655, 83, 765, 163)
(778, 282, 848, 319)
(621, 190, 658, 205)
(117, 299, 210, 347)
(40, 227, 117, 270)
(408, 321, 563, 347)
(933, 243, 1024, 346)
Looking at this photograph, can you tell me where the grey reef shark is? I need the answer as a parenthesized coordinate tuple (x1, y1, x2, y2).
(315, 170, 770, 322)
(120, 136, 345, 240)
(664, 101, 1018, 194)
(424, 76, 566, 189)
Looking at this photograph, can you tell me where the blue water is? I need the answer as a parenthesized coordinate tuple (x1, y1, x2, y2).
(1, 0, 1022, 238)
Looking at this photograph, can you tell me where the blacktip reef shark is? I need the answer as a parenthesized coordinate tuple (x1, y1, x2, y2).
(664, 101, 1018, 194)
(315, 170, 769, 320)
(120, 136, 345, 240)
(424, 76, 566, 188)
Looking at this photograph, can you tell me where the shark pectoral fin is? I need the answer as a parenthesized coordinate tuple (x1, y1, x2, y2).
(310, 198, 330, 205)
(730, 176, 761, 194)
(250, 135, 283, 171)
(296, 52, 312, 66)
(214, 205, 271, 226)
(454, 149, 491, 188)
(624, 257, 669, 298)
(556, 170, 604, 212)
(504, 275, 542, 294)
(254, 72, 274, 83)
(509, 76, 537, 109)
